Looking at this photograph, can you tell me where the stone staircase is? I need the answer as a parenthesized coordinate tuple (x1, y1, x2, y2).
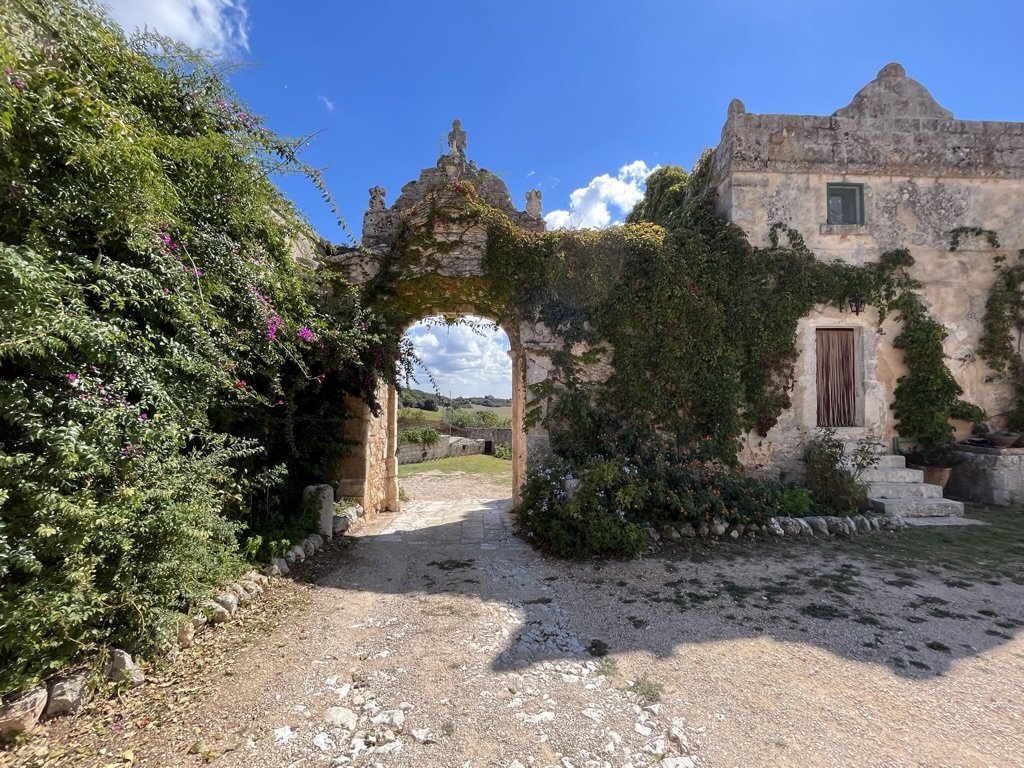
(862, 454, 964, 517)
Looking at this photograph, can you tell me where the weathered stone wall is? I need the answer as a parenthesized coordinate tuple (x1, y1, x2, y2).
(714, 64, 1024, 475)
(323, 125, 556, 507)
(948, 446, 1024, 506)
(395, 435, 487, 465)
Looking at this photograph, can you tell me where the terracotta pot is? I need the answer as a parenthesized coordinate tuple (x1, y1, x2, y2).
(991, 432, 1020, 448)
(907, 463, 952, 489)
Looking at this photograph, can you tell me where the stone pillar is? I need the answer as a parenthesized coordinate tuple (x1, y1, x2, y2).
(511, 346, 526, 507)
(302, 484, 335, 541)
(385, 382, 400, 511)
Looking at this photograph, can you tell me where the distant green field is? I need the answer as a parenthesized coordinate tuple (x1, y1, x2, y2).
(399, 405, 514, 424)
(398, 454, 513, 482)
(466, 404, 513, 420)
(398, 407, 443, 422)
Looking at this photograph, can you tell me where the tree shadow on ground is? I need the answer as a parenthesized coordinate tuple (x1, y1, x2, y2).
(294, 498, 1024, 682)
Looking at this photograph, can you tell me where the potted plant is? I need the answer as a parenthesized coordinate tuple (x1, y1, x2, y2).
(904, 441, 962, 489)
(990, 429, 1021, 448)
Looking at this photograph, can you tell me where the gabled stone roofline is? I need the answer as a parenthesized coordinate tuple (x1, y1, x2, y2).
(711, 63, 1024, 181)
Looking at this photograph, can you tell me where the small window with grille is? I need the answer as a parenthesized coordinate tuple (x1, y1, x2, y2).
(826, 183, 864, 225)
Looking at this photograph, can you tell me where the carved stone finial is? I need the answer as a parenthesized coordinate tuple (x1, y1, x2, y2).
(446, 118, 466, 156)
(526, 189, 542, 218)
(368, 185, 386, 211)
(877, 62, 906, 79)
(447, 119, 467, 158)
(728, 98, 746, 117)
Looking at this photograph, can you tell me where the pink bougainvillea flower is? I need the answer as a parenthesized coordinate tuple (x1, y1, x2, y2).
(65, 373, 78, 383)
(297, 327, 315, 342)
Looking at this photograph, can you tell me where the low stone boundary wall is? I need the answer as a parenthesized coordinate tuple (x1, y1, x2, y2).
(948, 445, 1024, 506)
(396, 436, 487, 465)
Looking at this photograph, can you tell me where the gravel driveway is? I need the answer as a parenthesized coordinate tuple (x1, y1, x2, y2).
(12, 470, 1024, 768)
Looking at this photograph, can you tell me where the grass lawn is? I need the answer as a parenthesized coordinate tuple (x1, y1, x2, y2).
(398, 407, 443, 422)
(398, 454, 513, 482)
(842, 504, 1024, 582)
(466, 403, 513, 420)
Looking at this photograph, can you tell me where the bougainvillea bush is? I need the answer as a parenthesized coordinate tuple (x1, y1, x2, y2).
(0, 0, 393, 693)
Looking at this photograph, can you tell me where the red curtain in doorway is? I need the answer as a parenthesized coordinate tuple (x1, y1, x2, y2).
(816, 329, 856, 427)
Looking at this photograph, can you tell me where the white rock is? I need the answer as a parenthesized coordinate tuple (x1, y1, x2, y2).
(104, 649, 145, 687)
(581, 708, 603, 722)
(45, 673, 89, 717)
(240, 580, 262, 598)
(0, 685, 48, 736)
(410, 727, 435, 744)
(643, 738, 666, 754)
(669, 725, 689, 750)
(272, 725, 295, 745)
(199, 599, 231, 624)
(324, 706, 359, 731)
(243, 570, 269, 586)
(176, 619, 195, 648)
(525, 711, 555, 724)
(286, 545, 305, 563)
(633, 723, 652, 737)
(324, 675, 339, 686)
(660, 759, 696, 768)
(399, 701, 413, 711)
(270, 557, 289, 576)
(303, 537, 317, 556)
(313, 732, 336, 752)
(227, 582, 250, 605)
(214, 592, 238, 616)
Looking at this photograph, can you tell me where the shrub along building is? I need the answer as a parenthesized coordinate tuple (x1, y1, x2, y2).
(328, 63, 1024, 523)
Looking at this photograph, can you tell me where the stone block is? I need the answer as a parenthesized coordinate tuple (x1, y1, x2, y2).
(45, 674, 89, 718)
(0, 685, 48, 735)
(303, 484, 335, 541)
(103, 649, 145, 687)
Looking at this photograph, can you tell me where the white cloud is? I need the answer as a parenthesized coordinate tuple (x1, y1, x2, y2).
(318, 95, 335, 112)
(102, 0, 250, 53)
(404, 317, 512, 398)
(544, 160, 657, 230)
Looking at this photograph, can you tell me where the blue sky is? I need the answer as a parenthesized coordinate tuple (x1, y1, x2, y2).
(104, 0, 1024, 396)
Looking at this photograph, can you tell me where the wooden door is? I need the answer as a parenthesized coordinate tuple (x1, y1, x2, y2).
(816, 329, 856, 427)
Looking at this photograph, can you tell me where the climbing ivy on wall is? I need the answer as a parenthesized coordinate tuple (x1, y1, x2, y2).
(978, 251, 1024, 430)
(460, 159, 978, 554)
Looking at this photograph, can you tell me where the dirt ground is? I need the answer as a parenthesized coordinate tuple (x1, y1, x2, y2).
(5, 469, 1024, 768)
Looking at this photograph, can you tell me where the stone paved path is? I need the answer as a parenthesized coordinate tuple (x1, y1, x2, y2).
(18, 470, 1024, 768)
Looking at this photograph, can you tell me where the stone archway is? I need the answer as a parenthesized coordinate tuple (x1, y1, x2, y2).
(326, 121, 560, 514)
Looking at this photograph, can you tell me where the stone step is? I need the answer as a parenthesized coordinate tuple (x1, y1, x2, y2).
(862, 467, 924, 483)
(874, 454, 907, 469)
(866, 481, 943, 499)
(868, 497, 964, 517)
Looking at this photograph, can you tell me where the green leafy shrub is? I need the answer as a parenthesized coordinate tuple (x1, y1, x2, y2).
(774, 486, 814, 518)
(516, 419, 787, 556)
(493, 442, 512, 460)
(891, 293, 983, 451)
(397, 427, 440, 446)
(802, 429, 877, 514)
(0, 0, 398, 693)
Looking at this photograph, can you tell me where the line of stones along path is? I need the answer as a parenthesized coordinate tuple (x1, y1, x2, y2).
(34, 469, 1024, 767)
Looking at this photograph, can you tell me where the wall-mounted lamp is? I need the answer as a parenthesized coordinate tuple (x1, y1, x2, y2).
(848, 295, 866, 316)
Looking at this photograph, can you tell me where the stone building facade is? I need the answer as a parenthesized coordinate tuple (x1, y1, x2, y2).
(326, 65, 1024, 513)
(711, 63, 1024, 477)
